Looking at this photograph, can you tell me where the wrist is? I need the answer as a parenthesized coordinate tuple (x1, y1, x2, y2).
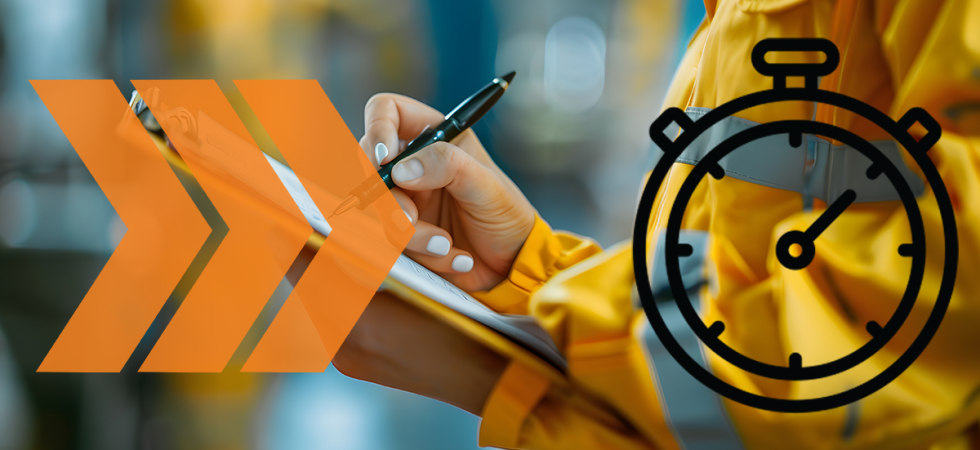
(471, 215, 589, 314)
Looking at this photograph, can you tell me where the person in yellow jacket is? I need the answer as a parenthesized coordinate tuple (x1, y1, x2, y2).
(332, 0, 980, 448)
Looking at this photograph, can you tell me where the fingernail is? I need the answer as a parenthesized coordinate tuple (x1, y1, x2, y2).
(426, 235, 451, 256)
(404, 210, 413, 224)
(452, 255, 474, 273)
(392, 159, 424, 182)
(374, 142, 389, 164)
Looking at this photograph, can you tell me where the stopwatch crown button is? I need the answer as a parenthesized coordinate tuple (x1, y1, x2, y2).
(751, 38, 840, 90)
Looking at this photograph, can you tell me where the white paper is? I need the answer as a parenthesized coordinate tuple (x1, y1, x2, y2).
(387, 254, 566, 370)
(265, 154, 332, 237)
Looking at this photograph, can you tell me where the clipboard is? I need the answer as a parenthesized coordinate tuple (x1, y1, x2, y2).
(119, 92, 569, 384)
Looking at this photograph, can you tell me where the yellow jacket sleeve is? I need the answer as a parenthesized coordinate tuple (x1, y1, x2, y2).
(472, 216, 667, 450)
(475, 242, 682, 450)
(473, 1, 980, 449)
(478, 360, 658, 450)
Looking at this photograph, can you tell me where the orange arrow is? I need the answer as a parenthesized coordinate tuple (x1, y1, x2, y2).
(235, 80, 412, 371)
(135, 80, 311, 372)
(32, 80, 212, 372)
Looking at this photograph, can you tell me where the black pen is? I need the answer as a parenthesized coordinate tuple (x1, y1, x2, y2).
(329, 71, 515, 218)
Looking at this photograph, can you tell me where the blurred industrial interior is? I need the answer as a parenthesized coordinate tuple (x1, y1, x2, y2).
(0, 0, 705, 448)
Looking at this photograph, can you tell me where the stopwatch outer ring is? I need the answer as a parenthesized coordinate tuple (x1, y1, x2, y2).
(664, 121, 926, 382)
(633, 88, 958, 413)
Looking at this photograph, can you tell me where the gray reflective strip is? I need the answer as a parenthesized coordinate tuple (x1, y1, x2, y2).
(639, 231, 744, 450)
(802, 137, 818, 211)
(841, 399, 860, 441)
(679, 107, 925, 203)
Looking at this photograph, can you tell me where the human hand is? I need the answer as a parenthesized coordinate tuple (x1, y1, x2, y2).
(360, 94, 536, 292)
(333, 290, 507, 415)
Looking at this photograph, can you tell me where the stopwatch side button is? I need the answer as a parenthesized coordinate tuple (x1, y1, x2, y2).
(866, 321, 883, 336)
(789, 353, 802, 369)
(675, 243, 694, 257)
(650, 107, 695, 156)
(898, 107, 942, 152)
(898, 243, 918, 257)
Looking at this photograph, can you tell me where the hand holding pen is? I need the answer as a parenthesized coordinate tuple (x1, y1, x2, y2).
(334, 72, 515, 217)
(356, 74, 537, 292)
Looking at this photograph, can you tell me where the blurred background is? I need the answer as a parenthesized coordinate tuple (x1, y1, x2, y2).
(0, 0, 705, 448)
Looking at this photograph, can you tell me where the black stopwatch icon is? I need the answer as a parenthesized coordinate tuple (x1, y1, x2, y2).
(633, 38, 958, 413)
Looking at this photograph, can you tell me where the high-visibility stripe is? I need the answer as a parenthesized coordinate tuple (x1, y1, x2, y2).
(638, 231, 744, 450)
(677, 107, 924, 203)
(842, 400, 860, 441)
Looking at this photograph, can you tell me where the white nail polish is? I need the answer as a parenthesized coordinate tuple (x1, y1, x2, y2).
(426, 235, 451, 256)
(452, 255, 474, 273)
(374, 142, 389, 164)
(392, 159, 424, 182)
(404, 210, 413, 224)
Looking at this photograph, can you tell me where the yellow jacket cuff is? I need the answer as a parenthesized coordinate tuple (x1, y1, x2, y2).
(471, 215, 602, 315)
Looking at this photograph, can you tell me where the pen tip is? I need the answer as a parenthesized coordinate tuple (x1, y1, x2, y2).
(500, 71, 516, 84)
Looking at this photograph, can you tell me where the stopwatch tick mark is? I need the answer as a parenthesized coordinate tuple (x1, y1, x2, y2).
(676, 243, 694, 257)
(708, 163, 725, 180)
(866, 164, 883, 180)
(708, 321, 725, 337)
(789, 132, 803, 148)
(866, 321, 882, 336)
(898, 243, 917, 257)
(789, 353, 802, 369)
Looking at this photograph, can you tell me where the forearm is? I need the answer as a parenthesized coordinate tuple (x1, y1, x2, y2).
(333, 291, 507, 415)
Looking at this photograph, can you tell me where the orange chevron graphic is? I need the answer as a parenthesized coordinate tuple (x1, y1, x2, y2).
(235, 80, 412, 371)
(32, 80, 212, 372)
(33, 80, 411, 372)
(134, 80, 313, 372)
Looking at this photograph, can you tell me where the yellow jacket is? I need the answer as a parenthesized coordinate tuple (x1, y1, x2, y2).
(470, 0, 980, 449)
